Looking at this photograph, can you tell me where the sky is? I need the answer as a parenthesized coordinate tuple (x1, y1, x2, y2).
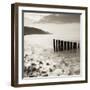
(24, 12, 80, 41)
(24, 12, 80, 25)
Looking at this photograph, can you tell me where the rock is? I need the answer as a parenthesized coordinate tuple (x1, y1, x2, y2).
(31, 63, 36, 66)
(74, 70, 80, 75)
(30, 58, 33, 61)
(39, 61, 43, 64)
(63, 68, 70, 75)
(46, 62, 50, 65)
(32, 67, 37, 72)
(41, 71, 47, 74)
(42, 74, 48, 77)
(51, 69, 63, 76)
(24, 61, 31, 68)
(53, 65, 56, 68)
(49, 68, 53, 72)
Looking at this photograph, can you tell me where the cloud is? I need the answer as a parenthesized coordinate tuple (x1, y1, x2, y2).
(24, 13, 51, 24)
(38, 13, 80, 24)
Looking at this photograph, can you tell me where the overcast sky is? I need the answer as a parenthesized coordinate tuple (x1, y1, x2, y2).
(24, 12, 80, 25)
(24, 12, 80, 41)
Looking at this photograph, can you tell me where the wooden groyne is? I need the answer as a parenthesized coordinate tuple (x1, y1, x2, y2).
(53, 39, 80, 52)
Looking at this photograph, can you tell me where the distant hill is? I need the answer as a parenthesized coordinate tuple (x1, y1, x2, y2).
(24, 26, 51, 35)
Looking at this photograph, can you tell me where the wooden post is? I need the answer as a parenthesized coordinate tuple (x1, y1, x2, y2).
(64, 41, 66, 50)
(69, 42, 72, 50)
(73, 42, 77, 49)
(67, 41, 69, 50)
(60, 40, 63, 51)
(56, 40, 58, 52)
(78, 43, 80, 48)
(76, 42, 78, 49)
(53, 39, 55, 52)
(57, 40, 59, 52)
(58, 40, 60, 51)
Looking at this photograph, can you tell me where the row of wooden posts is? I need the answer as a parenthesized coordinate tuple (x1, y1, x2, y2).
(53, 39, 80, 52)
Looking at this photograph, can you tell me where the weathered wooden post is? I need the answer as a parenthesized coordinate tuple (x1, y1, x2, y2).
(69, 42, 70, 50)
(71, 42, 72, 49)
(56, 40, 58, 52)
(69, 42, 72, 50)
(57, 40, 59, 51)
(78, 43, 80, 48)
(76, 42, 78, 49)
(64, 41, 66, 50)
(58, 40, 60, 51)
(67, 41, 69, 50)
(75, 42, 77, 49)
(60, 40, 63, 51)
(53, 39, 56, 52)
(73, 42, 77, 49)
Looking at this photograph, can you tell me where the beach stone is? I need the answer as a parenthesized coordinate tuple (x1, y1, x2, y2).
(30, 58, 33, 61)
(51, 69, 63, 76)
(49, 68, 53, 72)
(24, 61, 31, 68)
(74, 70, 80, 75)
(39, 61, 43, 64)
(46, 62, 50, 65)
(42, 74, 48, 77)
(31, 63, 36, 66)
(53, 65, 56, 68)
(41, 71, 47, 74)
